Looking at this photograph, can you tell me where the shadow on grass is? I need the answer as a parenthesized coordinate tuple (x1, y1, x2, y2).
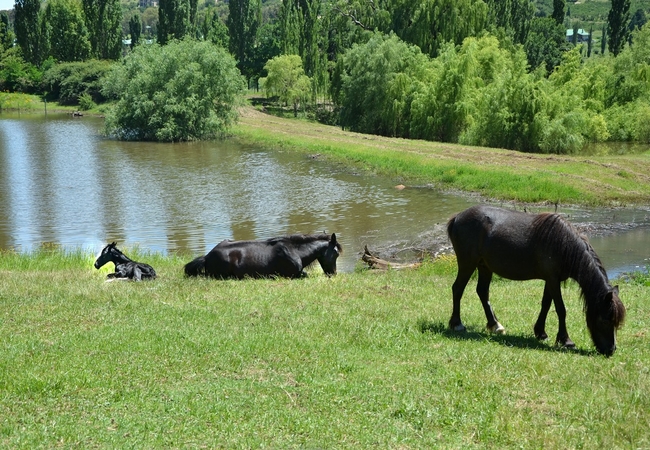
(417, 319, 598, 357)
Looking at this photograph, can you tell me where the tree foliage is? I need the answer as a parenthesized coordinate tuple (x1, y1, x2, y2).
(227, 0, 261, 84)
(102, 38, 246, 142)
(82, 0, 122, 60)
(608, 0, 631, 56)
(43, 0, 92, 63)
(261, 54, 311, 116)
(158, 0, 195, 45)
(14, 0, 44, 65)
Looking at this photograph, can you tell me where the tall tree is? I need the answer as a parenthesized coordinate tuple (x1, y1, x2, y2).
(227, 0, 261, 84)
(129, 14, 142, 48)
(279, 0, 327, 97)
(82, 0, 122, 59)
(43, 0, 92, 62)
(14, 0, 43, 65)
(0, 12, 14, 51)
(607, 0, 631, 56)
(601, 23, 607, 54)
(552, 0, 565, 25)
(158, 0, 193, 45)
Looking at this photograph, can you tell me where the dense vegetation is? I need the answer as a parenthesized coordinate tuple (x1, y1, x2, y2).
(1, 0, 650, 148)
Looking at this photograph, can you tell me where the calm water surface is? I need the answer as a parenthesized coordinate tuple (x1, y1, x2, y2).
(1, 113, 649, 276)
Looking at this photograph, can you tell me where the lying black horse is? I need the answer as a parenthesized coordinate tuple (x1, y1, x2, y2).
(94, 242, 157, 281)
(447, 205, 625, 356)
(184, 233, 341, 279)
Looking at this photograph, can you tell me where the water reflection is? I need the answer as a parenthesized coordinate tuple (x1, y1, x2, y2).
(1, 113, 649, 275)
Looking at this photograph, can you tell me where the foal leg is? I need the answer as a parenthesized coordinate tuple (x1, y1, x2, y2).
(476, 267, 505, 334)
(449, 264, 475, 332)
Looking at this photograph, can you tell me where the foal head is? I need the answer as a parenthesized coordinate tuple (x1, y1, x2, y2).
(316, 233, 342, 277)
(94, 242, 121, 269)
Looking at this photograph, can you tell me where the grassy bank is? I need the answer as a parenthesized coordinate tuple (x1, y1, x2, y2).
(234, 108, 650, 206)
(1, 250, 649, 448)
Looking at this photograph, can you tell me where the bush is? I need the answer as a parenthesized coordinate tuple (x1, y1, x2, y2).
(103, 37, 246, 142)
(0, 48, 43, 93)
(77, 92, 96, 110)
(41, 60, 114, 105)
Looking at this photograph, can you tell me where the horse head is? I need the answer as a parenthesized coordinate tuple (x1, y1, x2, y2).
(94, 242, 119, 269)
(585, 285, 626, 356)
(317, 233, 341, 277)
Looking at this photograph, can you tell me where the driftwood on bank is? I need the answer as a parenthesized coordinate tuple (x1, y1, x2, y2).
(361, 245, 421, 270)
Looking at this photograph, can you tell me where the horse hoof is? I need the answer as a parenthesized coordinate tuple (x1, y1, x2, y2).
(556, 337, 576, 348)
(488, 322, 506, 334)
(451, 324, 467, 332)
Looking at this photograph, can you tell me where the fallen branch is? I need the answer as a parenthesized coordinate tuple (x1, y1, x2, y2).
(361, 245, 421, 270)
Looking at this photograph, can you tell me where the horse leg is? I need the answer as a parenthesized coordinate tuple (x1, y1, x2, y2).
(552, 288, 575, 348)
(476, 267, 505, 334)
(449, 264, 475, 332)
(132, 266, 143, 281)
(533, 283, 554, 340)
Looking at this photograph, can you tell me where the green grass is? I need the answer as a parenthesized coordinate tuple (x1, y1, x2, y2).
(1, 251, 649, 448)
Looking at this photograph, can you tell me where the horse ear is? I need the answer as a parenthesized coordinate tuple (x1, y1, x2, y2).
(110, 242, 117, 247)
(330, 233, 337, 244)
(612, 285, 619, 296)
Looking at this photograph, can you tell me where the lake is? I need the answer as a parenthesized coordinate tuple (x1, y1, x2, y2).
(1, 112, 649, 276)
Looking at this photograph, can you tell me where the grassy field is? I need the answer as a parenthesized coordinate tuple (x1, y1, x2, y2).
(1, 250, 649, 448)
(234, 108, 650, 207)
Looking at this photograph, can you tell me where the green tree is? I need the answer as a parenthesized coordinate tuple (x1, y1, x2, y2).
(261, 54, 312, 116)
(14, 0, 44, 65)
(279, 0, 327, 98)
(0, 12, 14, 51)
(607, 0, 631, 56)
(102, 37, 246, 142)
(552, 0, 565, 25)
(398, 0, 489, 58)
(337, 33, 430, 137)
(485, 0, 535, 44)
(158, 0, 194, 45)
(82, 0, 122, 59)
(227, 0, 261, 85)
(524, 17, 567, 75)
(201, 8, 229, 48)
(42, 0, 92, 62)
(129, 14, 142, 48)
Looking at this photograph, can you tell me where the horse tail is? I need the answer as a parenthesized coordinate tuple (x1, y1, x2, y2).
(446, 213, 458, 240)
(184, 256, 207, 277)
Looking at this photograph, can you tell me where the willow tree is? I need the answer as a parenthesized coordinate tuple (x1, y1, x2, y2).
(397, 0, 488, 58)
(103, 38, 246, 142)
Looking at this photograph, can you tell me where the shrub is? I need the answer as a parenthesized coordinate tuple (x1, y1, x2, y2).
(103, 37, 246, 142)
(41, 60, 113, 105)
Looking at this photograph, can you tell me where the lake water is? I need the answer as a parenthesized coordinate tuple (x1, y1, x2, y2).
(1, 112, 649, 276)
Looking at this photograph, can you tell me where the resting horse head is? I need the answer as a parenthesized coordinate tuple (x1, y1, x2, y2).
(94, 242, 120, 269)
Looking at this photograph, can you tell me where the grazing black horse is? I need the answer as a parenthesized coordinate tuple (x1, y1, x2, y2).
(446, 205, 625, 356)
(184, 233, 341, 279)
(94, 242, 157, 281)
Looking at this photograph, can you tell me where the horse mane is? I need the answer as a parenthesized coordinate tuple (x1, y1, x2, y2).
(530, 213, 624, 326)
(268, 234, 343, 254)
